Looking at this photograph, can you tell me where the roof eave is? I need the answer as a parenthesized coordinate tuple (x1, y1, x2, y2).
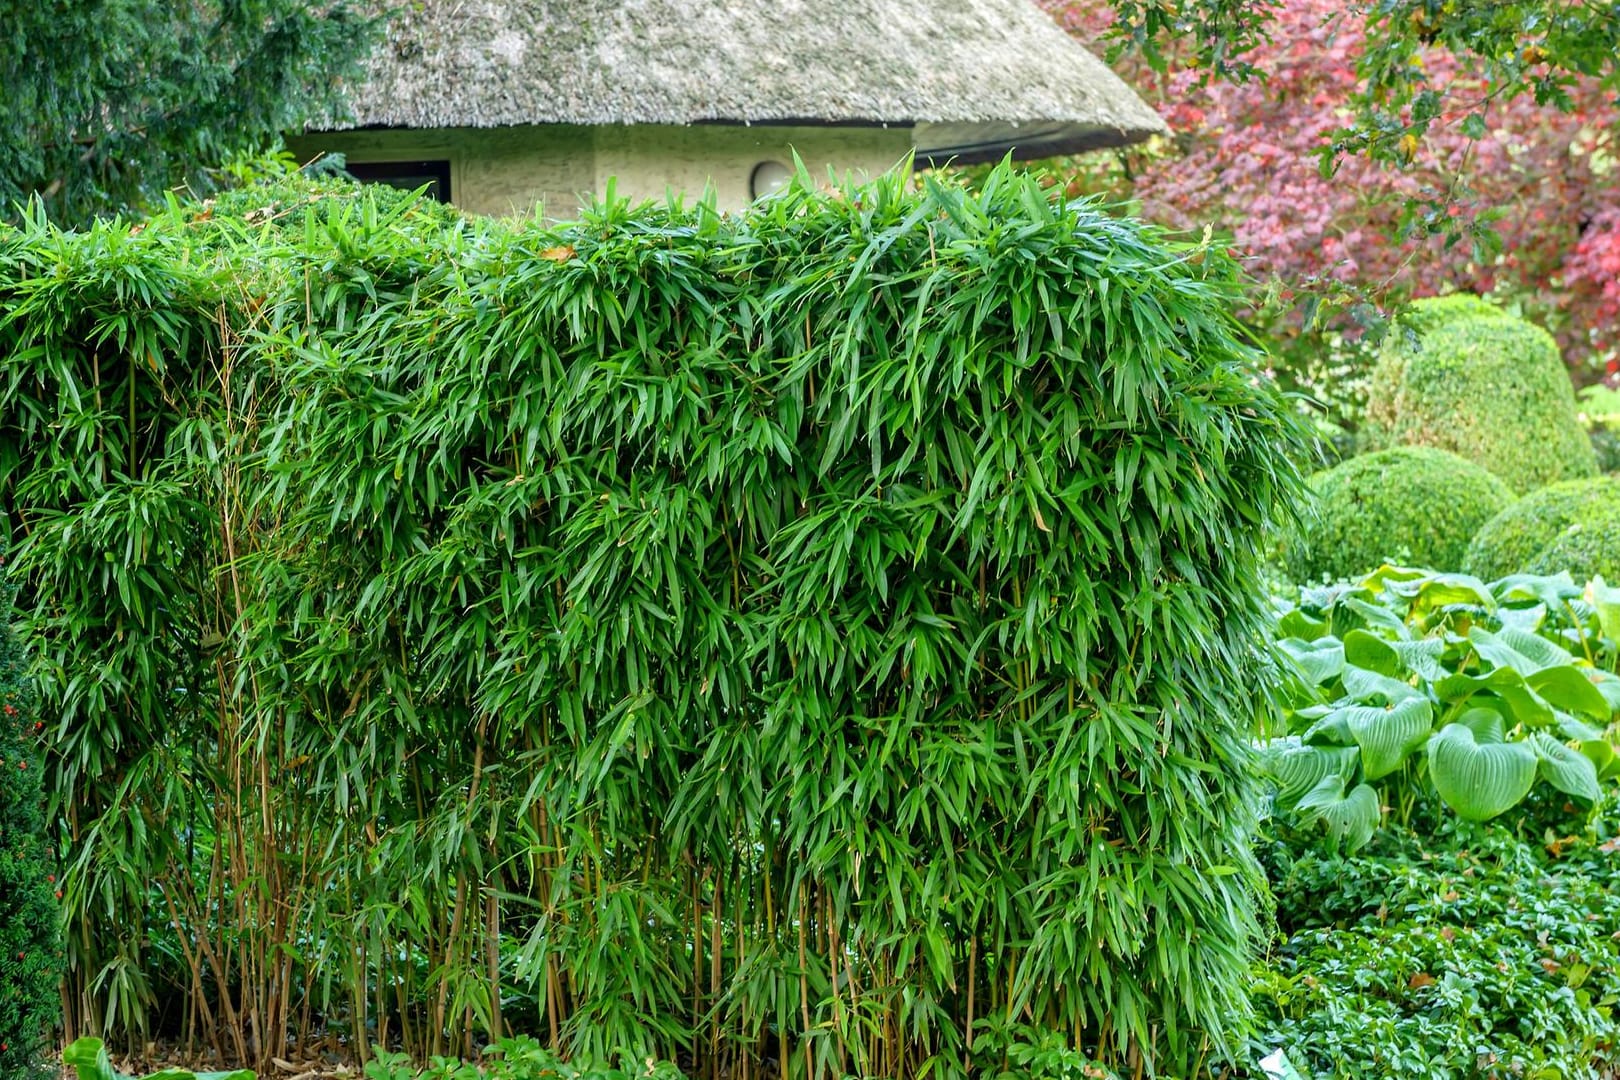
(913, 120, 1165, 167)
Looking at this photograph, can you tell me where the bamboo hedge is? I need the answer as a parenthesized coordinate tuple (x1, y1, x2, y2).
(0, 166, 1307, 1079)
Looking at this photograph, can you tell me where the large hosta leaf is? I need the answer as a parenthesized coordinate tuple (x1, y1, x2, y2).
(1295, 775, 1381, 851)
(1343, 629, 1447, 682)
(1591, 670, 1620, 714)
(1524, 666, 1612, 720)
(1557, 712, 1607, 742)
(1258, 739, 1360, 807)
(1434, 667, 1549, 726)
(1427, 720, 1537, 822)
(1343, 595, 1413, 640)
(1590, 576, 1620, 645)
(1440, 643, 1610, 726)
(1470, 626, 1576, 676)
(1276, 636, 1345, 686)
(1528, 733, 1602, 802)
(1580, 739, 1620, 783)
(1301, 582, 1355, 613)
(1491, 571, 1580, 609)
(1359, 564, 1431, 591)
(1345, 697, 1433, 781)
(1496, 603, 1549, 634)
(1456, 706, 1506, 743)
(1383, 571, 1495, 621)
(1277, 606, 1329, 641)
(1342, 663, 1424, 705)
(1301, 707, 1354, 747)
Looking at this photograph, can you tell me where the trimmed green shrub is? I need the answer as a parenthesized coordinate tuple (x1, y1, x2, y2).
(1525, 506, 1620, 581)
(1464, 476, 1620, 580)
(1364, 299, 1596, 492)
(1593, 428, 1620, 474)
(0, 168, 1308, 1077)
(1388, 292, 1509, 337)
(0, 573, 59, 1080)
(1578, 384, 1620, 474)
(1284, 447, 1513, 581)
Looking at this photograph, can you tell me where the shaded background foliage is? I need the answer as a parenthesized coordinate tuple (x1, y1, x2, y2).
(0, 171, 1305, 1078)
(0, 572, 62, 1080)
(0, 0, 374, 223)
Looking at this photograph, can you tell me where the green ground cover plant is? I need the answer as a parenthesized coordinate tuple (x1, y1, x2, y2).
(63, 1038, 253, 1080)
(0, 168, 1307, 1078)
(1465, 476, 1620, 581)
(1283, 447, 1513, 582)
(363, 1038, 693, 1080)
(1263, 566, 1620, 848)
(0, 572, 60, 1080)
(1251, 816, 1620, 1079)
(1364, 300, 1596, 493)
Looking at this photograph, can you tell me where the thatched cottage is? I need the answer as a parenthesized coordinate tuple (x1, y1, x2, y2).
(288, 0, 1166, 217)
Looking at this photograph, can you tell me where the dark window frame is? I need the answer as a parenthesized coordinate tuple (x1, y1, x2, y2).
(344, 159, 452, 203)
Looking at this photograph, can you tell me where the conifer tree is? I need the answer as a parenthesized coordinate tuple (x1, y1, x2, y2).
(0, 0, 376, 224)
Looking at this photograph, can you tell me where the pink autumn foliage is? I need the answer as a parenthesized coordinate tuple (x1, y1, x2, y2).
(1044, 0, 1620, 375)
(1565, 208, 1620, 334)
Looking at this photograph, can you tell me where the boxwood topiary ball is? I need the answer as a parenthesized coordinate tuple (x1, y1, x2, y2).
(1285, 446, 1515, 582)
(1389, 292, 1510, 337)
(1524, 508, 1620, 581)
(1364, 298, 1596, 493)
(1464, 476, 1620, 581)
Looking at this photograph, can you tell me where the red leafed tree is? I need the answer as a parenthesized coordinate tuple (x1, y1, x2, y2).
(1042, 0, 1620, 385)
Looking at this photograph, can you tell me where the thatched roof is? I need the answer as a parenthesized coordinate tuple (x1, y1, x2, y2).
(319, 0, 1167, 162)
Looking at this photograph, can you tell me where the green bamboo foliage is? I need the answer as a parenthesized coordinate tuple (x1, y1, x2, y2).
(0, 167, 1308, 1078)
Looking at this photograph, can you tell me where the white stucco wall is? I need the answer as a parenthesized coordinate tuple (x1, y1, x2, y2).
(286, 123, 914, 218)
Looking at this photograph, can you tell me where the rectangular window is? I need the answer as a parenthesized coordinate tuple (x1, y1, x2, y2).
(343, 160, 452, 203)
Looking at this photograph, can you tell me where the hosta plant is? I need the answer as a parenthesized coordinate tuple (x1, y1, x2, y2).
(63, 1038, 253, 1080)
(1262, 567, 1620, 849)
